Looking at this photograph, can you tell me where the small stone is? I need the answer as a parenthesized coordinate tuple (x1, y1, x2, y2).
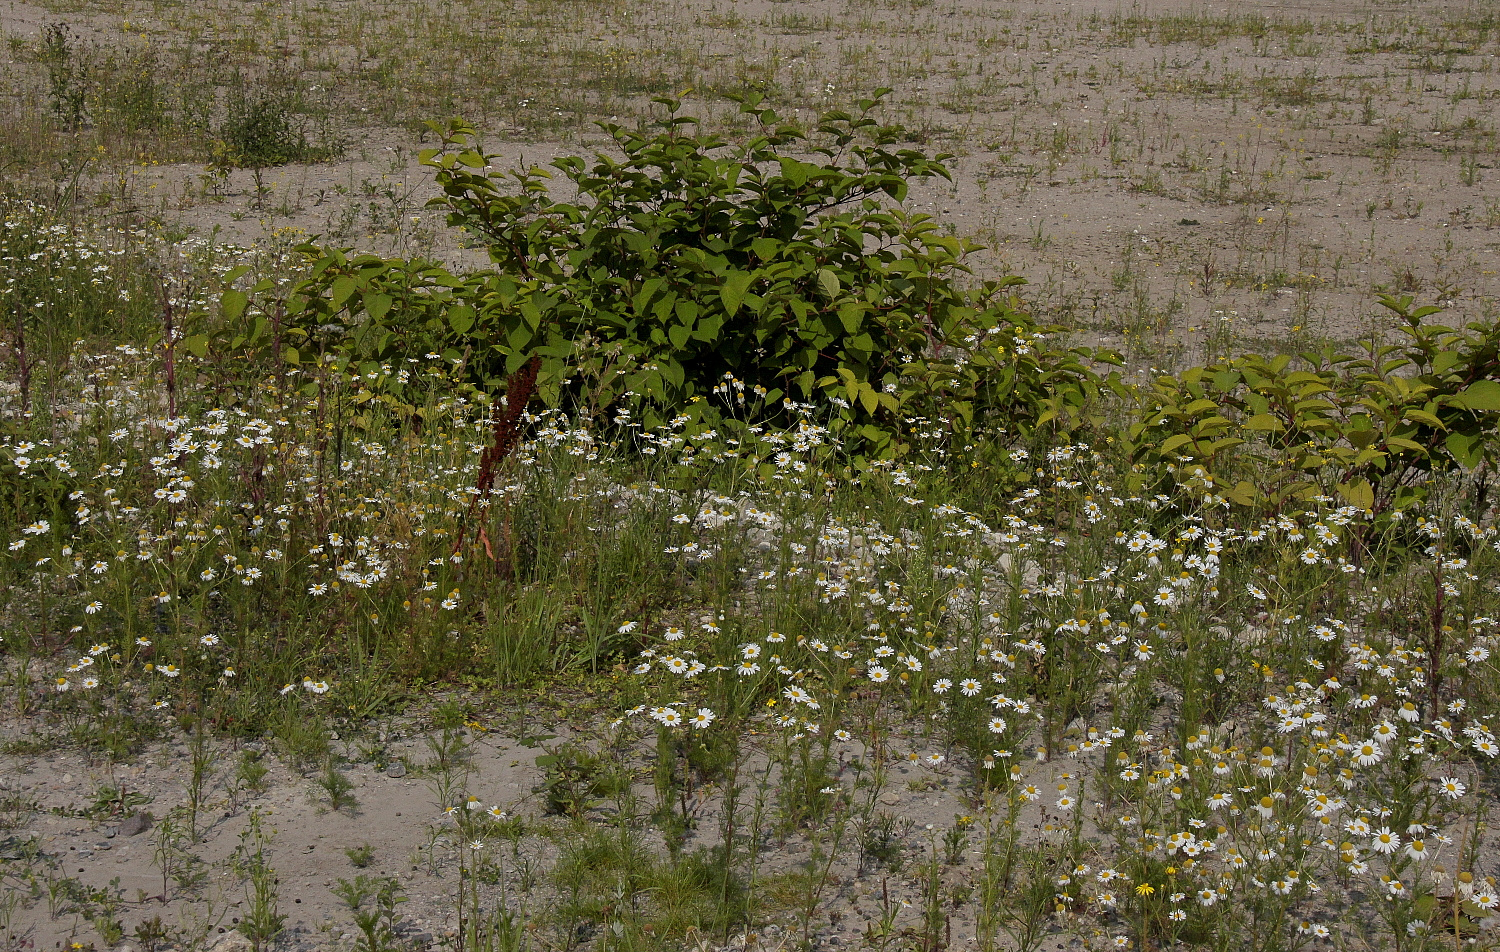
(386, 763, 407, 779)
(879, 793, 901, 805)
(209, 932, 254, 952)
(118, 812, 154, 837)
(96, 842, 111, 850)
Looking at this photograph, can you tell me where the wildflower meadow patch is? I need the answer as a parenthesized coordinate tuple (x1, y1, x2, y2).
(1, 96, 1498, 952)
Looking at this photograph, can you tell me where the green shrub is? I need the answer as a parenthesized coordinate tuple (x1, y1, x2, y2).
(1125, 294, 1500, 519)
(211, 83, 336, 199)
(281, 94, 1113, 461)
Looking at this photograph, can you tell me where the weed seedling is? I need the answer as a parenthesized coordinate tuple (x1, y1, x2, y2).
(315, 756, 359, 814)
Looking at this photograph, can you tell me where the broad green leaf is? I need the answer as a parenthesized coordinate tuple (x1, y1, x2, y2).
(182, 335, 209, 359)
(449, 306, 475, 335)
(633, 277, 664, 314)
(721, 271, 754, 317)
(330, 275, 357, 310)
(505, 348, 532, 374)
(1160, 434, 1194, 455)
(1446, 429, 1485, 469)
(1403, 408, 1445, 429)
(365, 292, 393, 324)
(751, 237, 781, 261)
(1224, 481, 1256, 506)
(1455, 379, 1500, 411)
(816, 268, 840, 300)
(695, 314, 725, 340)
(507, 323, 534, 353)
(222, 289, 248, 322)
(838, 303, 864, 334)
(1337, 479, 1375, 510)
(1211, 370, 1240, 392)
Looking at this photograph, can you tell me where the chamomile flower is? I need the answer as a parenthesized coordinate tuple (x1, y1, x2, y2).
(1370, 828, 1400, 854)
(1353, 741, 1383, 766)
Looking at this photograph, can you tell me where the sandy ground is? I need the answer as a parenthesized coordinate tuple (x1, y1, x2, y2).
(1, 713, 1000, 951)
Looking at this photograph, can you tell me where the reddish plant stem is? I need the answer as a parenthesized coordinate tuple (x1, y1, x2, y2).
(454, 355, 541, 561)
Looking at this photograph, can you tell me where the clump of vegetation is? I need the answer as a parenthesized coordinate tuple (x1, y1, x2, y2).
(284, 94, 1115, 462)
(210, 83, 339, 204)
